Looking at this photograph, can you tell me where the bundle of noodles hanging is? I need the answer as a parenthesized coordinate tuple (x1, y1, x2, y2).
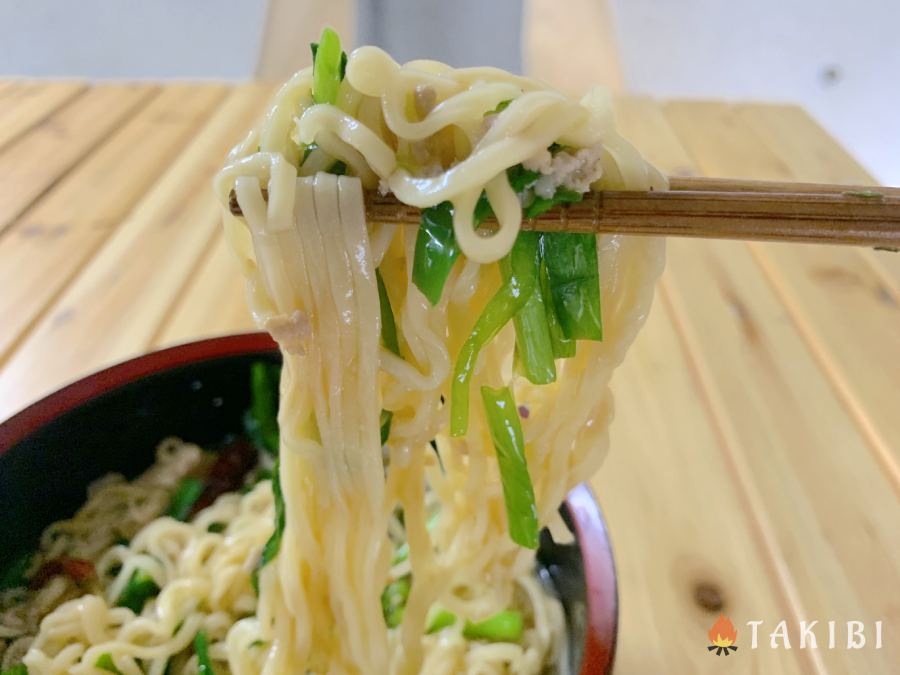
(6, 28, 665, 675)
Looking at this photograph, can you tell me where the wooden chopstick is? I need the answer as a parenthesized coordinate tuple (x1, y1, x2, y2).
(227, 177, 900, 249)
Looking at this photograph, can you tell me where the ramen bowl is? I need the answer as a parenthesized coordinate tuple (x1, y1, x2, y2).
(0, 333, 618, 674)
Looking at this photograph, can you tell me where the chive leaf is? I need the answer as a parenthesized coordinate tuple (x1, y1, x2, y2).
(194, 629, 215, 674)
(376, 269, 400, 356)
(312, 28, 345, 105)
(501, 232, 556, 384)
(244, 361, 280, 455)
(541, 232, 602, 341)
(381, 575, 411, 628)
(167, 478, 205, 521)
(116, 569, 159, 613)
(463, 609, 525, 642)
(95, 653, 123, 675)
(380, 409, 393, 446)
(426, 607, 457, 634)
(450, 260, 534, 436)
(412, 202, 460, 306)
(480, 386, 539, 549)
(252, 459, 285, 593)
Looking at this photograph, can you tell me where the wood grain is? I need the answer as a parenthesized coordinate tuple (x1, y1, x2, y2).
(734, 104, 874, 186)
(668, 101, 900, 473)
(0, 84, 154, 235)
(605, 97, 819, 675)
(662, 101, 900, 673)
(523, 0, 624, 96)
(0, 85, 228, 363)
(152, 228, 255, 347)
(0, 81, 86, 152)
(594, 302, 807, 675)
(666, 238, 900, 673)
(0, 85, 273, 420)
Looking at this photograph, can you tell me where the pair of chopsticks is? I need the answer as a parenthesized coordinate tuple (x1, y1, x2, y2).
(228, 177, 900, 249)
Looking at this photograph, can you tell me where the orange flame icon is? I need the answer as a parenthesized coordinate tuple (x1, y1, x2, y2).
(707, 614, 738, 655)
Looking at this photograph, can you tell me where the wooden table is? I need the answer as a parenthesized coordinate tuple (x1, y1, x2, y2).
(0, 81, 896, 674)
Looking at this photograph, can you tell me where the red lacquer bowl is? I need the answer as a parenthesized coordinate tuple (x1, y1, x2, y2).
(0, 333, 617, 674)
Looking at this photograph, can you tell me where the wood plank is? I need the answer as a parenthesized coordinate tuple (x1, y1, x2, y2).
(523, 0, 624, 95)
(605, 97, 817, 674)
(0, 81, 21, 101)
(594, 301, 807, 675)
(613, 96, 699, 178)
(0, 80, 86, 152)
(668, 98, 900, 296)
(664, 100, 796, 181)
(152, 228, 255, 347)
(871, 250, 900, 288)
(733, 102, 899, 296)
(664, 239, 900, 673)
(734, 103, 875, 185)
(669, 101, 900, 481)
(0, 85, 273, 420)
(747, 243, 900, 488)
(0, 84, 154, 235)
(663, 101, 900, 672)
(0, 84, 228, 363)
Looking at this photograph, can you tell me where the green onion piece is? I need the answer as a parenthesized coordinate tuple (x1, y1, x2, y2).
(116, 569, 159, 613)
(375, 268, 399, 445)
(463, 610, 525, 642)
(548, 142, 567, 155)
(381, 575, 411, 628)
(207, 523, 226, 534)
(244, 361, 280, 455)
(480, 386, 539, 548)
(194, 630, 215, 675)
(484, 99, 513, 116)
(376, 269, 400, 356)
(412, 202, 460, 306)
(501, 232, 556, 384)
(524, 186, 583, 219)
(312, 28, 344, 105)
(0, 665, 28, 675)
(426, 607, 457, 634)
(506, 164, 540, 193)
(253, 460, 285, 593)
(0, 551, 32, 591)
(541, 232, 602, 340)
(380, 409, 393, 446)
(473, 191, 493, 226)
(95, 653, 123, 675)
(302, 143, 317, 164)
(450, 267, 533, 437)
(328, 160, 347, 175)
(167, 478, 205, 521)
(540, 260, 575, 359)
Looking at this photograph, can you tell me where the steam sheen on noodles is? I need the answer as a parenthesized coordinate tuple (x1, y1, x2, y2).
(8, 33, 665, 675)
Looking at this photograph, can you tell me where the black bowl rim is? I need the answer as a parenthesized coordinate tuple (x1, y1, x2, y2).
(0, 332, 617, 674)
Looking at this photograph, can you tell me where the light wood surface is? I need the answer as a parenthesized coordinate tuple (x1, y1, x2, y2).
(0, 81, 896, 674)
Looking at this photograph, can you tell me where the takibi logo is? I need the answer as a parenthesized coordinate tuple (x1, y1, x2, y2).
(708, 614, 738, 655)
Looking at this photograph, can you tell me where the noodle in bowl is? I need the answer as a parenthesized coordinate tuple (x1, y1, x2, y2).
(0, 336, 617, 675)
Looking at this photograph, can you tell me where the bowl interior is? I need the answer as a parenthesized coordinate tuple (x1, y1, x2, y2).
(0, 336, 615, 674)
